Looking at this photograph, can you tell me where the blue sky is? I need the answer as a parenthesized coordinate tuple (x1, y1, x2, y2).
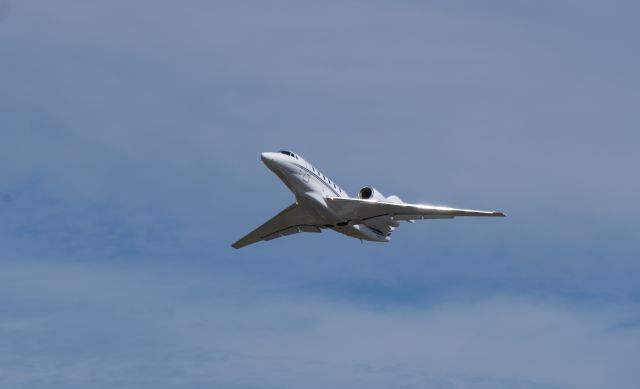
(1, 1, 639, 388)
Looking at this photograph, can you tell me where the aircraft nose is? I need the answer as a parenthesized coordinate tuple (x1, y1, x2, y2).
(261, 152, 278, 167)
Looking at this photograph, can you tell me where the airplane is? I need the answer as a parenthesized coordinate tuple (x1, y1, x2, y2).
(232, 151, 505, 249)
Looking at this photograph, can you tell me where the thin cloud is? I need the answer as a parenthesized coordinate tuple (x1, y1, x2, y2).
(0, 1, 638, 388)
(1, 259, 639, 389)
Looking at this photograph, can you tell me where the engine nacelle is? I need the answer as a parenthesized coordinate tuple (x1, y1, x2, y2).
(385, 195, 404, 204)
(358, 186, 387, 201)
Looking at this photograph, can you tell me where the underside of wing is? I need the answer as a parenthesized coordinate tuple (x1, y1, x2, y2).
(232, 203, 322, 249)
(326, 197, 505, 223)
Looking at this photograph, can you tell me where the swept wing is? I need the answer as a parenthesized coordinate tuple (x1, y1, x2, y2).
(326, 197, 505, 223)
(232, 203, 321, 249)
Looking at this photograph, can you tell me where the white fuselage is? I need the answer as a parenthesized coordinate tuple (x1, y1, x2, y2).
(261, 152, 388, 242)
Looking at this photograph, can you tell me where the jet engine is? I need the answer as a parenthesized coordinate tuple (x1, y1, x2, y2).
(358, 186, 387, 201)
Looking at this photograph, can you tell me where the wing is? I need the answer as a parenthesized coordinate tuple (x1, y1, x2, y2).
(326, 197, 505, 223)
(232, 203, 322, 249)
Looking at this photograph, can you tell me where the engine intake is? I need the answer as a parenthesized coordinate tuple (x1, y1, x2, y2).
(358, 186, 386, 201)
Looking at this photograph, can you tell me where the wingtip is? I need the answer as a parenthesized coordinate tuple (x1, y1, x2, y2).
(494, 211, 506, 217)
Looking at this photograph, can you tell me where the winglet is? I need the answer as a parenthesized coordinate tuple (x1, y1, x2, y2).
(493, 211, 506, 217)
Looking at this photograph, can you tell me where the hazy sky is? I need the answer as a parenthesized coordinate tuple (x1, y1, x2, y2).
(1, 1, 639, 388)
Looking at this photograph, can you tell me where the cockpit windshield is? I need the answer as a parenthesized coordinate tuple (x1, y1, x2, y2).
(279, 150, 298, 159)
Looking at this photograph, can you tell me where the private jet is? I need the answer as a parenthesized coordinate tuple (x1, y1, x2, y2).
(232, 151, 505, 249)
